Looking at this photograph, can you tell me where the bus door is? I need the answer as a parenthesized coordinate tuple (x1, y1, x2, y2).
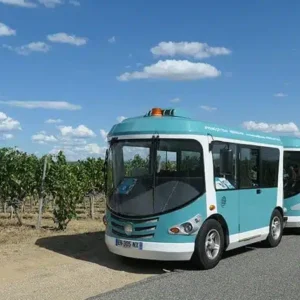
(238, 146, 264, 234)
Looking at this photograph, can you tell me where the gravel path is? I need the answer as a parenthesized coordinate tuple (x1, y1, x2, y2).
(89, 231, 300, 300)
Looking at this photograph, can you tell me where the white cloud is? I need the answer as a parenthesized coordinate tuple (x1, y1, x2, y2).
(47, 32, 88, 46)
(274, 92, 288, 97)
(0, 22, 16, 36)
(75, 143, 107, 155)
(0, 133, 14, 140)
(32, 131, 88, 146)
(200, 105, 217, 112)
(3, 42, 50, 55)
(0, 0, 36, 8)
(151, 41, 231, 60)
(32, 132, 57, 144)
(59, 125, 96, 138)
(0, 111, 21, 132)
(242, 121, 299, 133)
(108, 36, 116, 43)
(100, 129, 108, 141)
(69, 0, 79, 5)
(117, 60, 221, 81)
(38, 0, 62, 8)
(0, 101, 81, 110)
(0, 0, 78, 8)
(117, 116, 126, 123)
(45, 118, 63, 124)
(50, 143, 106, 161)
(59, 137, 87, 146)
(170, 97, 181, 103)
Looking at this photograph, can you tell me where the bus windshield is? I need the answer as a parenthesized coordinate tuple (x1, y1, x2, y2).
(105, 138, 205, 217)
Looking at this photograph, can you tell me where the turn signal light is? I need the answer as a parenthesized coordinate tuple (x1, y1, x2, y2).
(209, 205, 216, 211)
(151, 107, 163, 116)
(169, 227, 180, 234)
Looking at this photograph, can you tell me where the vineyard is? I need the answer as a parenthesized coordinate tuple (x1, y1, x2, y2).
(0, 147, 106, 230)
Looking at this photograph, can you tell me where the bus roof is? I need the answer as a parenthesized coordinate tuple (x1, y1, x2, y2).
(280, 136, 300, 149)
(108, 108, 283, 146)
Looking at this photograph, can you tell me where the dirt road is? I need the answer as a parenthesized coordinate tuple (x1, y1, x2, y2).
(0, 220, 160, 300)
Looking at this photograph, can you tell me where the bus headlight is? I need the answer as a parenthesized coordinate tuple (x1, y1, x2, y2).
(168, 214, 202, 235)
(182, 222, 193, 233)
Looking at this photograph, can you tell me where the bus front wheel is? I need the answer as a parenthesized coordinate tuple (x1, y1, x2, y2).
(192, 219, 225, 270)
(264, 209, 283, 248)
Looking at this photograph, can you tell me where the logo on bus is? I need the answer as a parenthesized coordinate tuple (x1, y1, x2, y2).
(124, 223, 133, 235)
(221, 196, 227, 208)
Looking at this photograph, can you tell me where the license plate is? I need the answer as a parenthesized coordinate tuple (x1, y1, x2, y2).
(115, 239, 143, 250)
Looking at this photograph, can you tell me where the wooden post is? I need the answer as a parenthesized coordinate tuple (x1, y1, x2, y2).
(89, 195, 95, 220)
(37, 155, 47, 230)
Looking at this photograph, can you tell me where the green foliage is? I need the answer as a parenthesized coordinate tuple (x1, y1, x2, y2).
(0, 148, 105, 230)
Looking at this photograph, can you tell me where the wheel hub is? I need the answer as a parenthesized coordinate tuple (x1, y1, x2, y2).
(205, 229, 220, 260)
(271, 216, 281, 240)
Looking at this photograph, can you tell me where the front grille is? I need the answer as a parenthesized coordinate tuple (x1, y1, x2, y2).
(110, 212, 159, 239)
(112, 229, 154, 239)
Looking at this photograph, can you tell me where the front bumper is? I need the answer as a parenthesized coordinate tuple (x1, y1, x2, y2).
(105, 234, 194, 261)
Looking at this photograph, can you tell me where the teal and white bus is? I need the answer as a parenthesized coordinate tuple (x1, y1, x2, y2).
(103, 108, 286, 270)
(281, 136, 300, 229)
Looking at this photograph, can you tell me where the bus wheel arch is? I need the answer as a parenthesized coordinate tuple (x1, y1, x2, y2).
(207, 214, 230, 250)
(275, 206, 284, 219)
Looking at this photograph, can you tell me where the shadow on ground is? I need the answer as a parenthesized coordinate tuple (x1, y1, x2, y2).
(283, 227, 300, 236)
(35, 231, 263, 274)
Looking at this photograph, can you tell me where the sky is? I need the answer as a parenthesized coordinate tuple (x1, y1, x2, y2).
(0, 0, 300, 160)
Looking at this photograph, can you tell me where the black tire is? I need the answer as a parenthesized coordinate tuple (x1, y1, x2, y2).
(264, 209, 283, 247)
(192, 219, 225, 270)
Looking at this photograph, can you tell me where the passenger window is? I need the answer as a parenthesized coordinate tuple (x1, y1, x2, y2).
(261, 147, 279, 188)
(284, 151, 300, 198)
(240, 147, 259, 188)
(212, 142, 237, 190)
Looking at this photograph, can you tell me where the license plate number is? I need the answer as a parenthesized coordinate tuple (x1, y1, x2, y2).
(115, 239, 143, 250)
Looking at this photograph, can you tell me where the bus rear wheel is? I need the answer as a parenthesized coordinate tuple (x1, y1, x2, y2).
(264, 209, 283, 247)
(192, 219, 225, 270)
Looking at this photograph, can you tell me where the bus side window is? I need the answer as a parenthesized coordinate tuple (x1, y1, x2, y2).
(260, 147, 279, 188)
(212, 142, 237, 190)
(240, 147, 259, 188)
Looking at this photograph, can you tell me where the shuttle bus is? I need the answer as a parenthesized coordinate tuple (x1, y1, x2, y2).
(103, 107, 286, 270)
(281, 136, 300, 229)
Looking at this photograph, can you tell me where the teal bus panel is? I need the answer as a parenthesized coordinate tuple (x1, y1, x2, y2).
(239, 188, 277, 232)
(108, 115, 282, 146)
(216, 191, 239, 235)
(280, 136, 300, 149)
(106, 194, 207, 243)
(285, 195, 300, 217)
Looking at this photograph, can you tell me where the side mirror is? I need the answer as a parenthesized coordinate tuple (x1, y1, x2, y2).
(220, 148, 233, 175)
